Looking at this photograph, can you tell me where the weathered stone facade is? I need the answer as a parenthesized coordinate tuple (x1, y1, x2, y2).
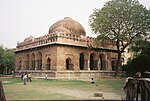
(15, 17, 119, 79)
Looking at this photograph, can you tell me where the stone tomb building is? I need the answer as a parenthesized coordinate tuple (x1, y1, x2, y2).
(15, 17, 119, 79)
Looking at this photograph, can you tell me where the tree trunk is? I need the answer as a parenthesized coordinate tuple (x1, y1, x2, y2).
(3, 65, 7, 75)
(115, 52, 122, 78)
(0, 81, 6, 101)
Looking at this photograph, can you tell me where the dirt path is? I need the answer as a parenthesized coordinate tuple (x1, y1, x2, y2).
(50, 87, 122, 100)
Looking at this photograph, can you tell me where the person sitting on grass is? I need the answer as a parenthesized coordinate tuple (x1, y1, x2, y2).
(91, 78, 95, 84)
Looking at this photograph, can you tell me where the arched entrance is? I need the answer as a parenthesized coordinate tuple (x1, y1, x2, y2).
(31, 53, 35, 70)
(66, 58, 73, 70)
(46, 58, 51, 70)
(79, 53, 84, 70)
(100, 53, 107, 70)
(90, 53, 97, 70)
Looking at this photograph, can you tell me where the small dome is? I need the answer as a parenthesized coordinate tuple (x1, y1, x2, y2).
(48, 17, 86, 36)
(24, 35, 35, 42)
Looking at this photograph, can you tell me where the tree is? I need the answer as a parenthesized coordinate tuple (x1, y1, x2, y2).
(0, 46, 15, 74)
(123, 40, 150, 76)
(3, 48, 15, 74)
(89, 0, 150, 77)
(0, 46, 5, 74)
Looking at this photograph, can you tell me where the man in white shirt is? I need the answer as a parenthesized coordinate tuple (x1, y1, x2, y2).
(23, 72, 27, 85)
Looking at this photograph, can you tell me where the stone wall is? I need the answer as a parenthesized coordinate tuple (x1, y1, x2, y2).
(15, 70, 124, 80)
(15, 42, 118, 71)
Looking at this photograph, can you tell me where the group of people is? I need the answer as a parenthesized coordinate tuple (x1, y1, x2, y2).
(20, 71, 32, 85)
(20, 71, 95, 85)
(20, 72, 49, 85)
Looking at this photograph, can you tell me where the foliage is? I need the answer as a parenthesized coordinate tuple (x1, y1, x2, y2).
(89, 0, 150, 76)
(123, 40, 150, 76)
(0, 46, 5, 64)
(0, 46, 15, 74)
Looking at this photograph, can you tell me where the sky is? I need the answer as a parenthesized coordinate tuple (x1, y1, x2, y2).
(0, 0, 150, 48)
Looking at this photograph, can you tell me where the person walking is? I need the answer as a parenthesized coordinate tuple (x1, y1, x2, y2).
(28, 72, 32, 82)
(23, 72, 27, 85)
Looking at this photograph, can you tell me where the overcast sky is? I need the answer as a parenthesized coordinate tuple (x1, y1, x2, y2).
(0, 0, 150, 48)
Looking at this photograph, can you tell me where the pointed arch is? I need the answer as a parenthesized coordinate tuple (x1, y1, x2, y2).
(46, 58, 51, 70)
(79, 53, 84, 70)
(37, 52, 42, 70)
(90, 53, 97, 70)
(100, 53, 107, 70)
(66, 58, 73, 70)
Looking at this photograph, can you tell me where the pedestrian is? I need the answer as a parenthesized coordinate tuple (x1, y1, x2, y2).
(28, 72, 32, 82)
(23, 72, 27, 85)
(91, 78, 95, 84)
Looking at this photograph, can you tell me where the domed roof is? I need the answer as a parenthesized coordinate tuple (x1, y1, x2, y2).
(48, 17, 86, 36)
(52, 26, 70, 33)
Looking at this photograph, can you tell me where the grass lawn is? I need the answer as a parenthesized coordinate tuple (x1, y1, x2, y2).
(0, 77, 125, 100)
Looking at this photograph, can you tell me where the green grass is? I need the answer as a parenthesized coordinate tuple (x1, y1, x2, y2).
(0, 77, 125, 100)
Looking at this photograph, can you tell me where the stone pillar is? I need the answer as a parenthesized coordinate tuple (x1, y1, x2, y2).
(84, 60, 87, 70)
(50, 61, 53, 70)
(88, 60, 90, 71)
(29, 60, 31, 70)
(107, 60, 112, 71)
(26, 61, 30, 70)
(98, 59, 101, 71)
(74, 54, 79, 71)
(35, 60, 38, 70)
(105, 60, 108, 70)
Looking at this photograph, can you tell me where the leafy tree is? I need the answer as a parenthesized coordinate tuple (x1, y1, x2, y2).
(3, 48, 15, 73)
(0, 46, 4, 60)
(123, 40, 150, 76)
(89, 0, 150, 77)
(0, 46, 15, 74)
(0, 46, 5, 74)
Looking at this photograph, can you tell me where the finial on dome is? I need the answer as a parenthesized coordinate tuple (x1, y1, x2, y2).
(64, 17, 72, 20)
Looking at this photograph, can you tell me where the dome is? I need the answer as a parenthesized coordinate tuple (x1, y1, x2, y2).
(48, 17, 86, 36)
(52, 26, 70, 33)
(24, 35, 35, 42)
